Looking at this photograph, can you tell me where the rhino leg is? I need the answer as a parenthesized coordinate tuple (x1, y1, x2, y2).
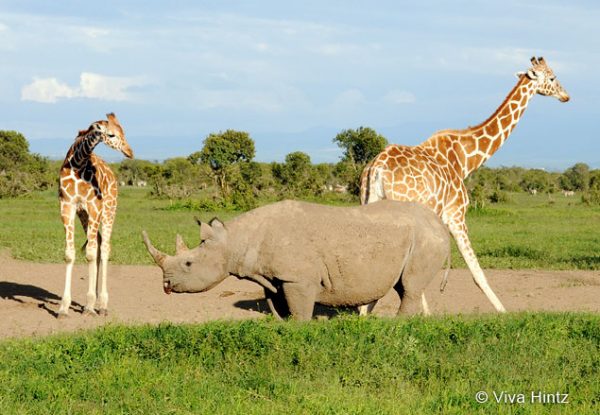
(398, 293, 422, 315)
(394, 279, 425, 316)
(264, 288, 290, 320)
(282, 280, 317, 321)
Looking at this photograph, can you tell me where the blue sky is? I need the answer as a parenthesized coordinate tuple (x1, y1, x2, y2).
(1, 1, 598, 169)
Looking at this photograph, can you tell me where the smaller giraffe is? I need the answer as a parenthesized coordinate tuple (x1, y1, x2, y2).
(58, 113, 133, 318)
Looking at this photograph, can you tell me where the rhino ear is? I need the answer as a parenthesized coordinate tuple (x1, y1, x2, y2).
(199, 221, 214, 241)
(195, 216, 226, 242)
(208, 217, 226, 242)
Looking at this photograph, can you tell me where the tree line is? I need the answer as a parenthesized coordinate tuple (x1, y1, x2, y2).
(1, 128, 599, 207)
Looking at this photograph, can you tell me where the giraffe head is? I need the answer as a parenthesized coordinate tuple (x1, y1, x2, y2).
(519, 56, 570, 103)
(89, 113, 134, 158)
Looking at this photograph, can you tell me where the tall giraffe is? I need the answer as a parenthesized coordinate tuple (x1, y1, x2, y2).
(360, 57, 569, 314)
(58, 113, 133, 318)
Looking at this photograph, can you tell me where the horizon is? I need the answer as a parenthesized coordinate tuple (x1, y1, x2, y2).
(2, 1, 599, 170)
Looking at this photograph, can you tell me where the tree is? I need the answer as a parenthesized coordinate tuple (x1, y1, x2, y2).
(520, 169, 554, 193)
(272, 152, 324, 196)
(197, 130, 255, 198)
(560, 163, 590, 192)
(332, 127, 388, 196)
(333, 126, 388, 166)
(118, 159, 154, 185)
(0, 130, 32, 171)
(582, 169, 600, 205)
(0, 130, 52, 197)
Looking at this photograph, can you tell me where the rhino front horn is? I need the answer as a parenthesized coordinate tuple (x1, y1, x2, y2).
(142, 230, 167, 267)
(175, 234, 188, 255)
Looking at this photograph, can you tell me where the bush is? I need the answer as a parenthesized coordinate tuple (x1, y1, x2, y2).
(0, 131, 53, 198)
(489, 189, 511, 204)
(584, 171, 600, 205)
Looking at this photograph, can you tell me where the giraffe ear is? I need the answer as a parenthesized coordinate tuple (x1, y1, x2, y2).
(106, 113, 119, 125)
(526, 69, 538, 80)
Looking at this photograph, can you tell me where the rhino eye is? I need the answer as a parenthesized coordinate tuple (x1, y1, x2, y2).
(185, 261, 192, 267)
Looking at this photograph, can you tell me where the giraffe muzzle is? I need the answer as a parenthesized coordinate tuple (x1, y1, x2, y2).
(122, 145, 134, 159)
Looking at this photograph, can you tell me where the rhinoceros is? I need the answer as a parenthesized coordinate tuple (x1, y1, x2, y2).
(142, 200, 450, 320)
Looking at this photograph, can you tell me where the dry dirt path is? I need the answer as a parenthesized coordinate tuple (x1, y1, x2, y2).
(1, 251, 598, 339)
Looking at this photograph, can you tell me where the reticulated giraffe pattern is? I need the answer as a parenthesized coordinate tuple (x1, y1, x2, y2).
(360, 57, 570, 314)
(58, 113, 133, 317)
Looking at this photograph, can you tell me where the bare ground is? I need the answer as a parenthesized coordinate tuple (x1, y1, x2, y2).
(1, 251, 599, 340)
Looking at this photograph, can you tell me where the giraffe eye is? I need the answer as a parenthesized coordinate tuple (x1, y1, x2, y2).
(549, 77, 556, 82)
(107, 133, 116, 138)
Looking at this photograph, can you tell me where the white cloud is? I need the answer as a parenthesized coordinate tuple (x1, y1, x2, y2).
(312, 42, 363, 57)
(195, 84, 309, 113)
(21, 78, 78, 103)
(434, 47, 569, 75)
(0, 22, 15, 50)
(79, 73, 145, 101)
(384, 89, 416, 104)
(197, 89, 283, 112)
(21, 73, 147, 103)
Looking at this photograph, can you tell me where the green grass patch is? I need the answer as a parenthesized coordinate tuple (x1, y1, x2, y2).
(0, 189, 598, 269)
(0, 314, 598, 414)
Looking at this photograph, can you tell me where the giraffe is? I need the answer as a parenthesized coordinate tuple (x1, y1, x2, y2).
(58, 113, 133, 318)
(359, 57, 569, 314)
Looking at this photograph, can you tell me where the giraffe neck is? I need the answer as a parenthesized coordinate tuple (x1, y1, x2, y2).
(66, 131, 102, 170)
(426, 75, 537, 179)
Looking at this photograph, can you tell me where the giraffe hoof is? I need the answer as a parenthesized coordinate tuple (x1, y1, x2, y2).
(83, 307, 97, 316)
(57, 311, 69, 319)
(98, 309, 108, 317)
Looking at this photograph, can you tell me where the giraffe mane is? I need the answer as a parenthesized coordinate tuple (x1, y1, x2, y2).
(425, 74, 529, 140)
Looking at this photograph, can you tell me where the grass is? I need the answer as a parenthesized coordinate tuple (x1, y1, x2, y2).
(464, 193, 600, 269)
(0, 188, 598, 269)
(0, 313, 598, 414)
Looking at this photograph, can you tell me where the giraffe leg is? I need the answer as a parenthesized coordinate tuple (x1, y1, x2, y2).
(83, 207, 101, 315)
(58, 202, 77, 318)
(447, 221, 506, 313)
(358, 302, 377, 316)
(421, 293, 431, 316)
(98, 207, 115, 316)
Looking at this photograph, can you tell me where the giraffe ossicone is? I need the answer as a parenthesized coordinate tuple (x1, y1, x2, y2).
(360, 56, 569, 314)
(57, 113, 133, 318)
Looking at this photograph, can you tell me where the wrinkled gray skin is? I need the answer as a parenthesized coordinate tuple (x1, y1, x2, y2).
(143, 200, 450, 321)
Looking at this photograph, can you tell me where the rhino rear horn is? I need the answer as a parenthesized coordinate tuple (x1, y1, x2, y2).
(175, 234, 189, 254)
(142, 230, 167, 267)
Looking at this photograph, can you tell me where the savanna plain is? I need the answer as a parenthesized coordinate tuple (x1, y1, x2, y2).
(0, 188, 598, 414)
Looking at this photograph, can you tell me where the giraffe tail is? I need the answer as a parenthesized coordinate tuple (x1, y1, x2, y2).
(80, 232, 102, 256)
(361, 162, 386, 205)
(359, 160, 374, 205)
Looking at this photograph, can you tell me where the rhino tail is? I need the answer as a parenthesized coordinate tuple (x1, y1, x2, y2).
(440, 247, 451, 293)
